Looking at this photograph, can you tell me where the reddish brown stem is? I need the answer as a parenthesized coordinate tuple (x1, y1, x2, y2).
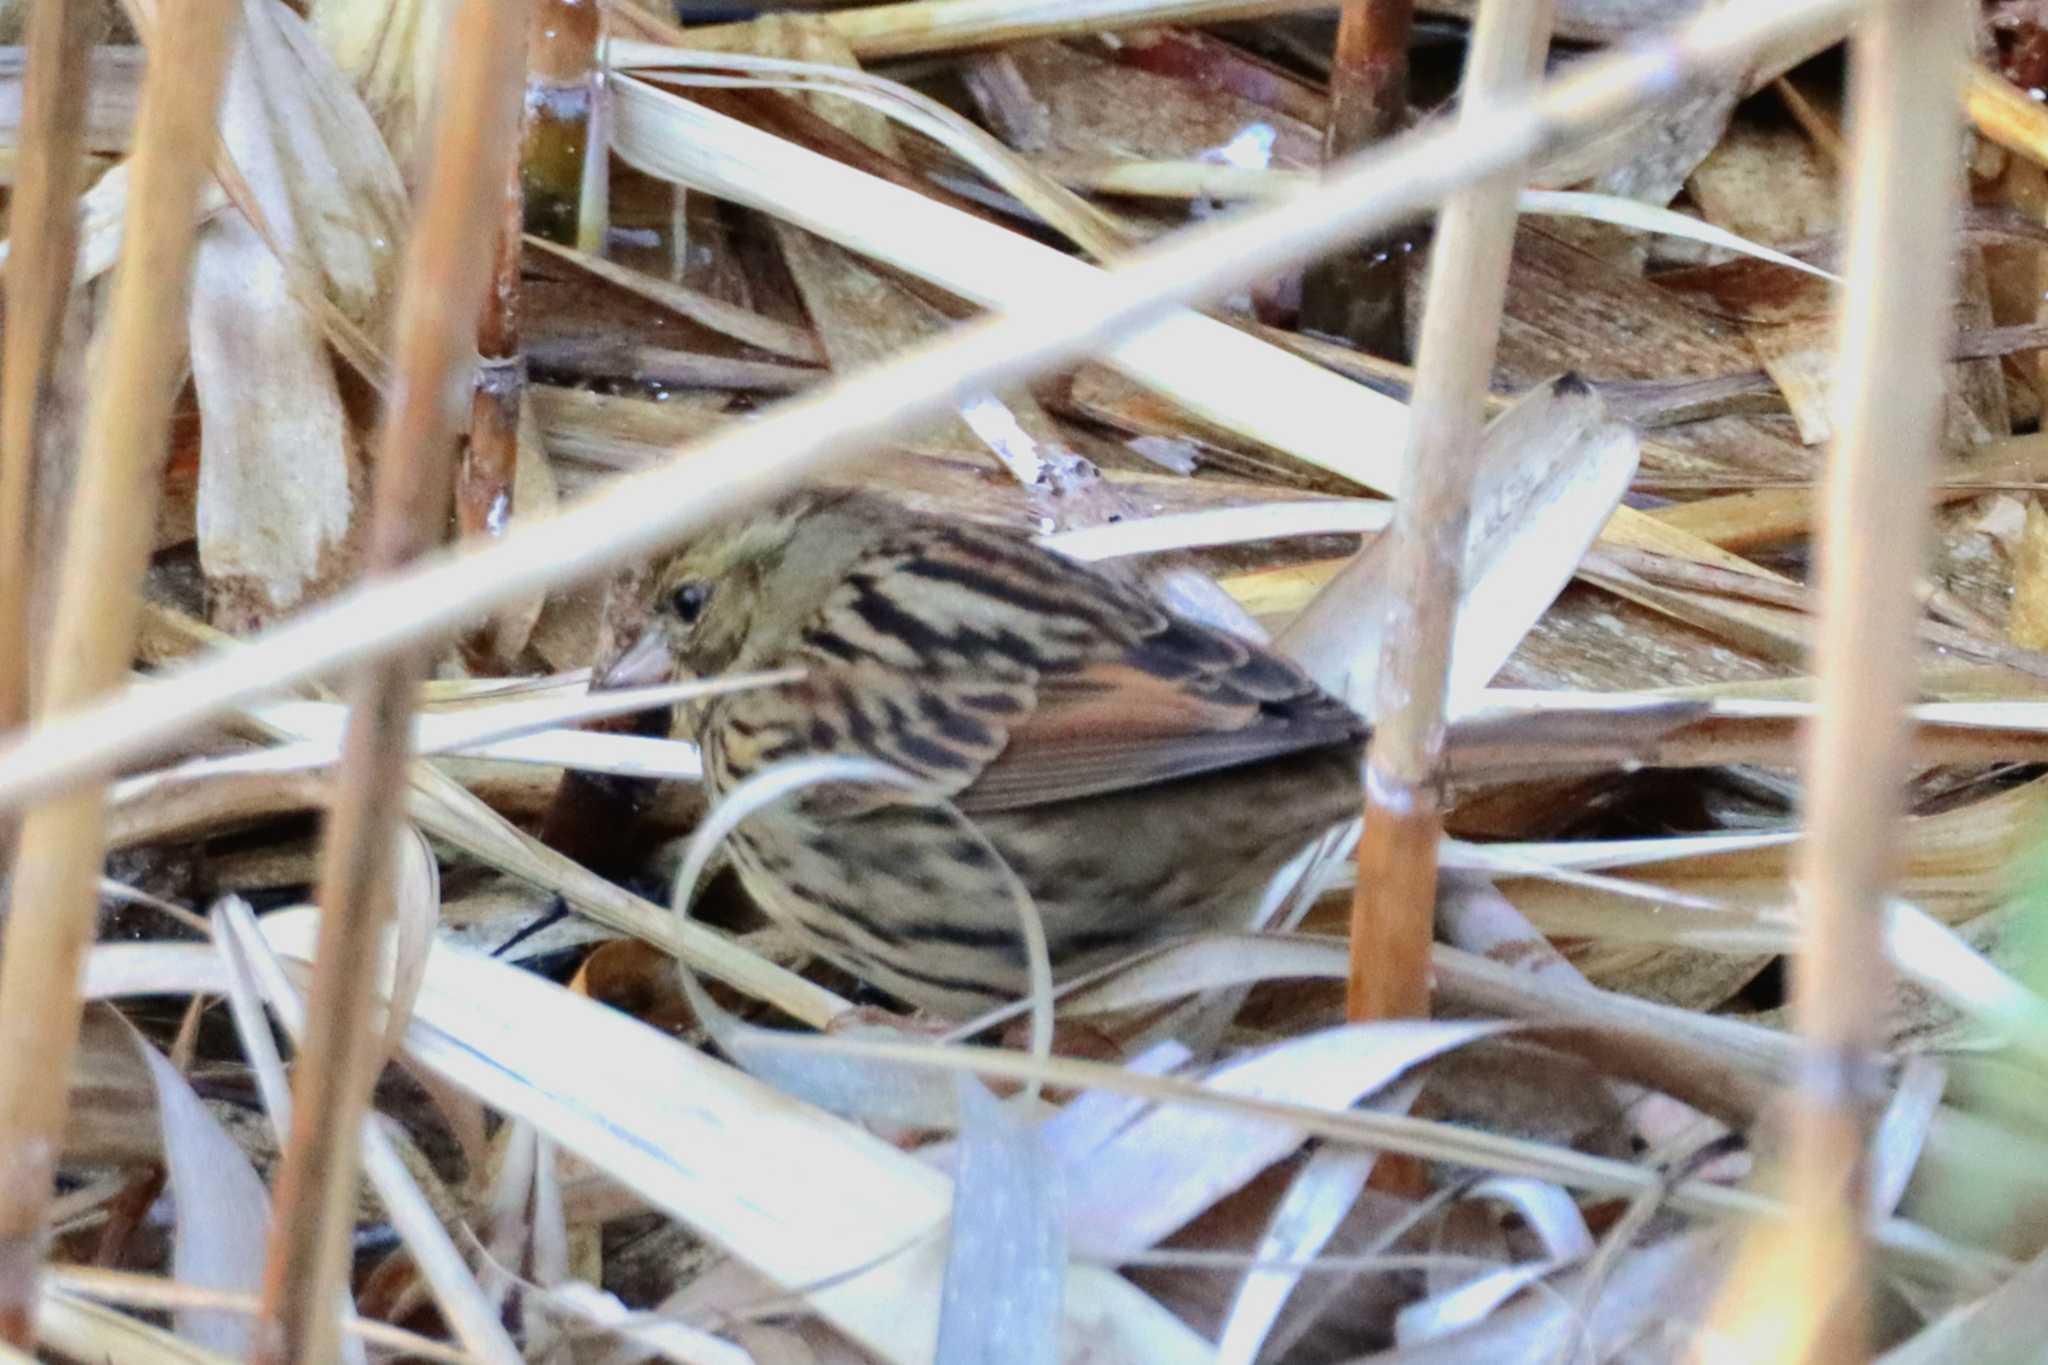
(252, 1, 529, 1359)
(521, 0, 603, 246)
(457, 155, 527, 670)
(0, 0, 236, 1339)
(1299, 0, 1414, 355)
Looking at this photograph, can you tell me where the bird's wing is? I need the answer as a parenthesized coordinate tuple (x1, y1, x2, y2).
(957, 615, 1367, 813)
(701, 522, 1363, 815)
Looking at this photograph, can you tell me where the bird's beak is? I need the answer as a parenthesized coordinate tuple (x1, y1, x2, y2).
(603, 628, 676, 689)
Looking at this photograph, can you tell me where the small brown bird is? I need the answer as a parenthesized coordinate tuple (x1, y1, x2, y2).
(627, 489, 1368, 1017)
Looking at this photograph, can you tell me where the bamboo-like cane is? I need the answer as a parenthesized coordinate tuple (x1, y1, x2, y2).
(0, 0, 1857, 822)
(457, 101, 529, 670)
(0, 0, 236, 1341)
(1348, 0, 1554, 1025)
(1301, 0, 1414, 355)
(524, 0, 607, 249)
(0, 0, 94, 742)
(252, 2, 528, 1360)
(1775, 0, 1971, 1359)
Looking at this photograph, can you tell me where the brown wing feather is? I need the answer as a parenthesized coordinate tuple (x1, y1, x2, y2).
(960, 637, 1368, 813)
(698, 510, 1365, 815)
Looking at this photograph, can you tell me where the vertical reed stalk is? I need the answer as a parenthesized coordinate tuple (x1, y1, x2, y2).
(252, 2, 528, 1359)
(0, 0, 94, 746)
(457, 121, 530, 670)
(1348, 0, 1553, 1025)
(0, 0, 237, 1340)
(1299, 0, 1413, 355)
(1783, 0, 1969, 1359)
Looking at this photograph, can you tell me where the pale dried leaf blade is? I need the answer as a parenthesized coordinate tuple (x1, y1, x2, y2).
(605, 72, 1407, 494)
(937, 1078, 1063, 1365)
(1278, 376, 1640, 710)
(107, 1011, 270, 1356)
(248, 909, 1209, 1365)
(1060, 1021, 1505, 1262)
(190, 210, 359, 620)
(1215, 1145, 1378, 1365)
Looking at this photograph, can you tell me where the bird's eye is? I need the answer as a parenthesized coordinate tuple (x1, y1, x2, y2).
(669, 580, 711, 625)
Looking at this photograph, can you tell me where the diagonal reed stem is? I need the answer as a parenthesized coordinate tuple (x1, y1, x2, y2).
(1348, 0, 1554, 1025)
(0, 0, 235, 1341)
(252, 2, 528, 1360)
(1781, 0, 1970, 1359)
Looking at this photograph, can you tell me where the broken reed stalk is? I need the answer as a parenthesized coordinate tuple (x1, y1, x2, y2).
(1300, 0, 1413, 356)
(522, 0, 605, 247)
(0, 0, 93, 742)
(0, 0, 236, 1340)
(1781, 0, 1968, 1358)
(253, 1, 528, 1359)
(0, 0, 1857, 820)
(1348, 0, 1554, 1024)
(457, 103, 528, 671)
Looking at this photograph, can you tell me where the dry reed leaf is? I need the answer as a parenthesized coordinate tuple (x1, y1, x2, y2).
(1363, 1228, 1732, 1364)
(676, 0, 1332, 61)
(246, 909, 1212, 1365)
(308, 0, 441, 164)
(1052, 935, 1347, 1018)
(1491, 225, 1815, 485)
(1871, 1056, 1947, 1221)
(210, 899, 523, 1364)
(1466, 776, 2045, 1009)
(190, 209, 362, 625)
(191, 0, 406, 625)
(0, 156, 231, 285)
(78, 933, 1998, 1289)
(996, 37, 1319, 171)
(65, 1003, 164, 1168)
(379, 824, 436, 1066)
(1687, 115, 1837, 246)
(1212, 1145, 1376, 1365)
(34, 1288, 241, 1365)
(1057, 1022, 1500, 1263)
(524, 234, 824, 363)
(1393, 1259, 1571, 1349)
(608, 40, 1131, 261)
(739, 20, 1077, 478)
(1437, 873, 1729, 1162)
(1278, 376, 1639, 711)
(606, 73, 1406, 494)
(2006, 495, 2048, 649)
(106, 1012, 272, 1358)
(527, 1280, 756, 1365)
(1876, 1240, 2048, 1365)
(44, 1268, 470, 1363)
(937, 1078, 1063, 1365)
(1040, 498, 1388, 561)
(532, 383, 732, 468)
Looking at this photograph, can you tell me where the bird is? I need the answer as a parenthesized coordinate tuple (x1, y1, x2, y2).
(620, 488, 1369, 1018)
